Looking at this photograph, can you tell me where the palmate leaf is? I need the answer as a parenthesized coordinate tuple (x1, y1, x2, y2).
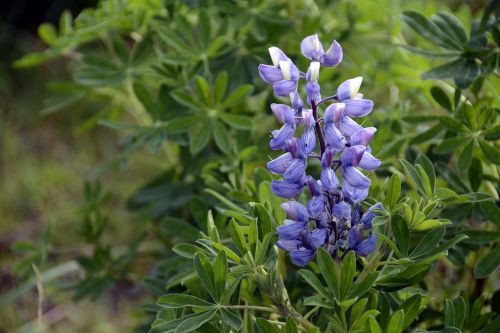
(157, 294, 214, 308)
(455, 60, 481, 89)
(402, 11, 463, 50)
(421, 58, 465, 80)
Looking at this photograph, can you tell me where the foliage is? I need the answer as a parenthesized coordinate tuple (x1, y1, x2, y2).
(4, 0, 499, 332)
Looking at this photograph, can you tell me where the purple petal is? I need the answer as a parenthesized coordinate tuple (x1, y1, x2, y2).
(306, 175, 321, 196)
(303, 228, 327, 249)
(341, 145, 367, 167)
(344, 98, 374, 117)
(280, 201, 310, 222)
(337, 77, 363, 101)
(354, 233, 377, 257)
(277, 219, 307, 239)
(284, 158, 307, 183)
(343, 181, 369, 203)
(271, 103, 295, 123)
(321, 147, 334, 169)
(307, 195, 325, 218)
(301, 109, 315, 128)
(273, 80, 297, 96)
(337, 116, 363, 137)
(290, 90, 304, 110)
(300, 34, 324, 60)
(276, 239, 301, 251)
(343, 166, 371, 188)
(268, 47, 290, 66)
(359, 203, 384, 228)
(332, 201, 352, 221)
(306, 81, 321, 104)
(271, 180, 304, 198)
(267, 152, 294, 175)
(325, 123, 345, 151)
(350, 127, 376, 146)
(324, 103, 345, 123)
(290, 248, 316, 267)
(358, 152, 381, 170)
(320, 168, 339, 192)
(320, 40, 343, 67)
(347, 226, 361, 248)
(301, 128, 316, 154)
(270, 123, 296, 150)
(258, 64, 284, 83)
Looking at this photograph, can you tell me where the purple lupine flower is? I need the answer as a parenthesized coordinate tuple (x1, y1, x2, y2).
(347, 227, 377, 257)
(259, 47, 300, 96)
(300, 34, 343, 67)
(336, 77, 374, 117)
(261, 34, 382, 266)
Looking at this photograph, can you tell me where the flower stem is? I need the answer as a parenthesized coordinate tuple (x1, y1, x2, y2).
(316, 94, 338, 107)
(311, 99, 326, 156)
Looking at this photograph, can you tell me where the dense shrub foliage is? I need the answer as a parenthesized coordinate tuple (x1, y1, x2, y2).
(3, 0, 499, 332)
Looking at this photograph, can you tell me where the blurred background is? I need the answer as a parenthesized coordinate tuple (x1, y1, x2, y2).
(0, 0, 495, 332)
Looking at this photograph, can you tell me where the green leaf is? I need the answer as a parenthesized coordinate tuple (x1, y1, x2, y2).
(402, 11, 461, 50)
(421, 58, 465, 80)
(430, 86, 452, 111)
(172, 243, 204, 259)
(59, 10, 73, 35)
(478, 139, 500, 165)
(165, 116, 200, 134)
(386, 174, 401, 210)
(339, 251, 356, 300)
(219, 113, 254, 130)
(366, 316, 383, 333)
(410, 228, 445, 259)
(298, 269, 329, 298)
(396, 44, 461, 57)
(255, 318, 281, 333)
(229, 220, 248, 255)
(411, 123, 444, 145)
(387, 309, 404, 333)
(399, 294, 422, 328)
(416, 164, 432, 197)
(457, 138, 474, 172)
(221, 85, 253, 108)
(439, 116, 469, 133)
(170, 89, 203, 110)
(157, 294, 214, 308)
(195, 75, 212, 105)
(197, 9, 211, 49)
(38, 23, 58, 46)
(214, 71, 228, 103)
(189, 121, 212, 155)
(434, 136, 468, 154)
(392, 214, 409, 256)
(213, 121, 232, 155)
(214, 251, 227, 300)
(193, 252, 217, 301)
(431, 13, 467, 45)
(414, 219, 451, 231)
(475, 246, 500, 278)
(348, 271, 380, 299)
(469, 157, 483, 191)
(285, 317, 298, 333)
(160, 217, 199, 240)
(175, 308, 217, 333)
(220, 308, 242, 331)
(416, 155, 436, 194)
(400, 160, 426, 194)
(133, 81, 153, 112)
(483, 124, 500, 141)
(455, 60, 481, 89)
(317, 248, 340, 299)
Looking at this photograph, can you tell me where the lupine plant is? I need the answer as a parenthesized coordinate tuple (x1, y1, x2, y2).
(4, 1, 499, 332)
